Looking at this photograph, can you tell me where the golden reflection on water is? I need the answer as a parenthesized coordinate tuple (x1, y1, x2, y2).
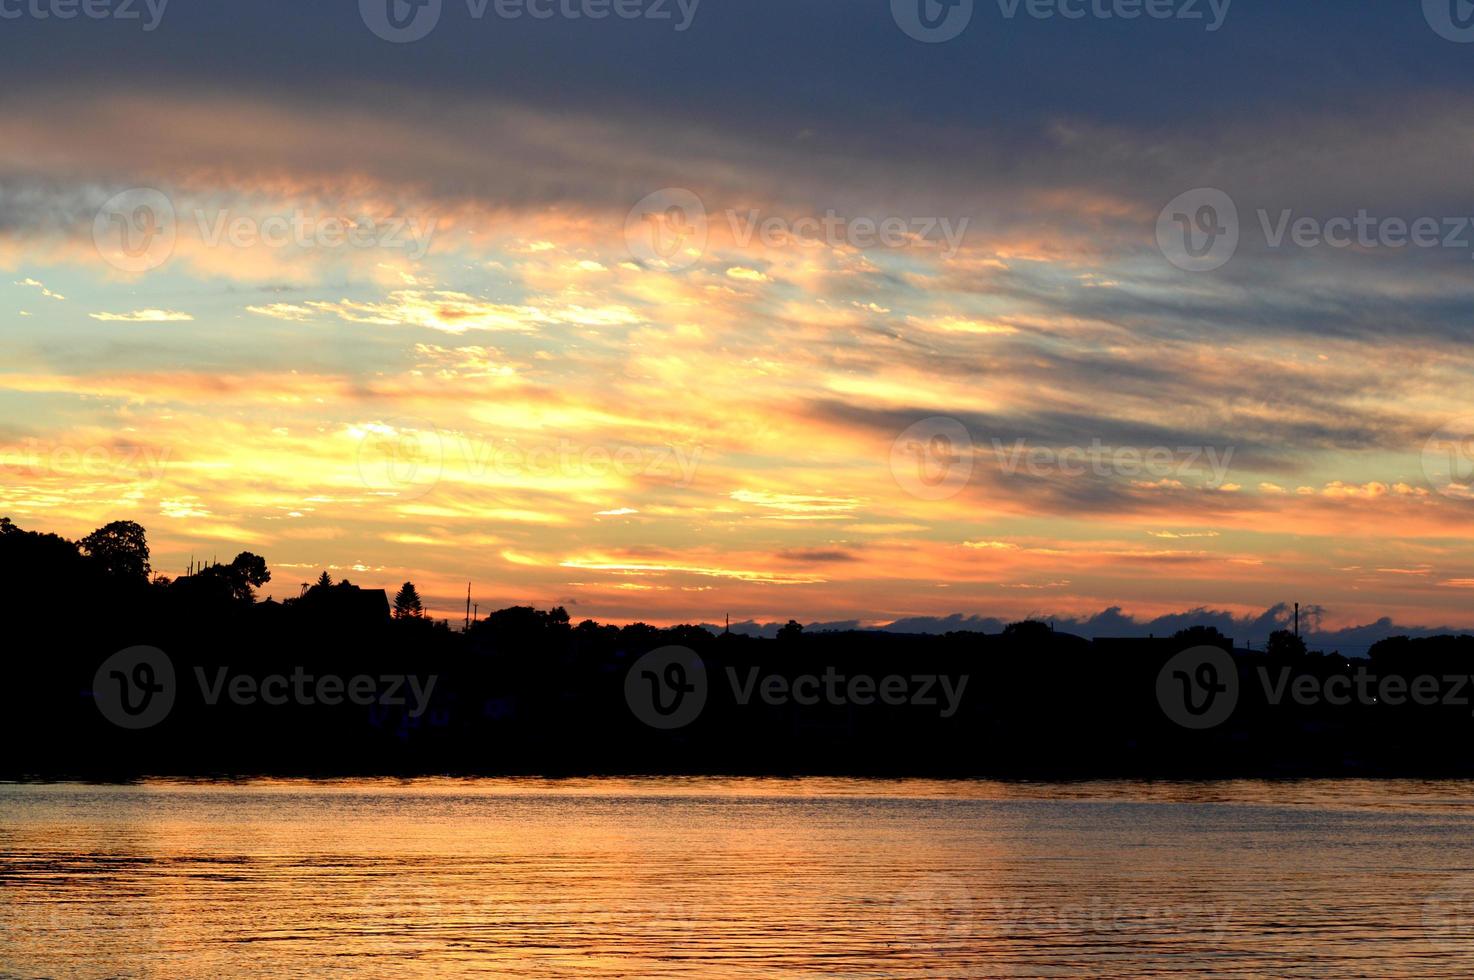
(4, 779, 1474, 977)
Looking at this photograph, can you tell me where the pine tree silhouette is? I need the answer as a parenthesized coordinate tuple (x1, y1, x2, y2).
(394, 581, 424, 619)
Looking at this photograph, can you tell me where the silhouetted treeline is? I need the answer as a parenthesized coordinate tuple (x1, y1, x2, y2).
(5, 517, 1474, 779)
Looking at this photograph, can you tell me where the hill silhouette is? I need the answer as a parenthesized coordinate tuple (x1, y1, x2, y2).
(5, 516, 1474, 780)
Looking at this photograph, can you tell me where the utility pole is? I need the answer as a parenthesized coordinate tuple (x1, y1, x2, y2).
(465, 582, 472, 632)
(1294, 602, 1299, 638)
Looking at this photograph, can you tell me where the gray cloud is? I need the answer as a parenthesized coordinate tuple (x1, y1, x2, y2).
(709, 604, 1470, 654)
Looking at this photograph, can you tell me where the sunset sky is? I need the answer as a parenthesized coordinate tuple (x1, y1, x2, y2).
(2, 1, 1473, 642)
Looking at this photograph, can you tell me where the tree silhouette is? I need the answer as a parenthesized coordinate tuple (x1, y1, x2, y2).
(1266, 628, 1307, 657)
(79, 520, 150, 581)
(394, 581, 424, 619)
(1003, 619, 1053, 641)
(18, 511, 1474, 781)
(315, 571, 332, 589)
(233, 552, 270, 589)
(194, 551, 272, 603)
(0, 518, 85, 585)
(473, 605, 571, 648)
(1174, 625, 1228, 647)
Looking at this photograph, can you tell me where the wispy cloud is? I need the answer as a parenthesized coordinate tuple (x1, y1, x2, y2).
(89, 309, 195, 322)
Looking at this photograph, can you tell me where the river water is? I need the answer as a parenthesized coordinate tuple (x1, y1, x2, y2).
(4, 778, 1474, 977)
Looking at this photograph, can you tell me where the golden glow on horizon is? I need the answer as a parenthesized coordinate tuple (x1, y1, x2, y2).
(2, 91, 1473, 633)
